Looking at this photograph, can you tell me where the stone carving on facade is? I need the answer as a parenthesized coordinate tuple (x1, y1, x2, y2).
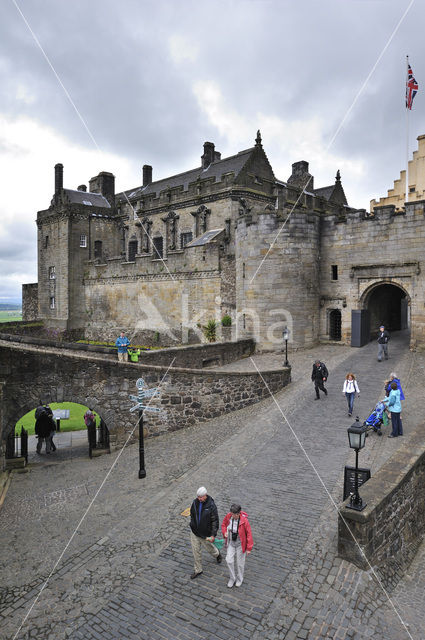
(238, 198, 252, 216)
(161, 210, 179, 251)
(141, 217, 152, 253)
(191, 205, 210, 237)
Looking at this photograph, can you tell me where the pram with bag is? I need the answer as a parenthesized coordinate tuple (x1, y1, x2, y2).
(363, 401, 388, 436)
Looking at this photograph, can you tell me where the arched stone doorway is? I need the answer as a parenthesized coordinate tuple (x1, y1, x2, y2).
(363, 283, 410, 335)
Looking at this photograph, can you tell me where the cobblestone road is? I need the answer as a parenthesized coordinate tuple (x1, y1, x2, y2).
(1, 332, 424, 640)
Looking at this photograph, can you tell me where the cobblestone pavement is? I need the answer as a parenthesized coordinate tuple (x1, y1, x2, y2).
(1, 332, 424, 640)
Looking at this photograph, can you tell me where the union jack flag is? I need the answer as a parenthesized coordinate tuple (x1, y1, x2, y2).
(406, 63, 418, 110)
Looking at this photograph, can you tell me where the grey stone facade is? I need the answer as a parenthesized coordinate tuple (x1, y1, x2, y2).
(25, 133, 425, 351)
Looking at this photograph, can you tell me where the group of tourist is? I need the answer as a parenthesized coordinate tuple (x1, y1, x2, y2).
(312, 325, 405, 438)
(189, 486, 253, 588)
(34, 404, 57, 454)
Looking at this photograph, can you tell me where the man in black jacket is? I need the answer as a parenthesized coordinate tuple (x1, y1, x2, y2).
(311, 360, 329, 400)
(35, 410, 56, 454)
(189, 486, 221, 579)
(377, 325, 390, 362)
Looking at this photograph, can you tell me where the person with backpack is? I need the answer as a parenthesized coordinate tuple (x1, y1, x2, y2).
(342, 373, 360, 417)
(35, 408, 56, 454)
(311, 360, 329, 400)
(84, 409, 96, 453)
(221, 503, 253, 588)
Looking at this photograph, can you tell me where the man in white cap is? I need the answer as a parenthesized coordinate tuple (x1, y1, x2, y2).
(189, 486, 221, 579)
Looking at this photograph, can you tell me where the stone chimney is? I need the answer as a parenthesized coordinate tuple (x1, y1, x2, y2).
(54, 163, 63, 194)
(88, 171, 115, 206)
(143, 165, 152, 186)
(202, 142, 215, 169)
(77, 184, 87, 192)
(287, 161, 314, 191)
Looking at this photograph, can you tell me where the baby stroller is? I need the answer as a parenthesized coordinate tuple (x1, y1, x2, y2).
(363, 401, 388, 436)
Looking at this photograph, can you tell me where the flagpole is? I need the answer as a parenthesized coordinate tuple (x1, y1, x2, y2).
(406, 55, 409, 206)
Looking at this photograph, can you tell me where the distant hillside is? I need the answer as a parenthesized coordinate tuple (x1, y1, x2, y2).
(0, 304, 22, 311)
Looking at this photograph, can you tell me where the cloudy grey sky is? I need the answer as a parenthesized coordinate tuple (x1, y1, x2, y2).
(0, 0, 424, 302)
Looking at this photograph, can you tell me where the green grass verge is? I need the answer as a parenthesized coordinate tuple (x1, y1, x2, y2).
(15, 402, 98, 436)
(0, 313, 22, 323)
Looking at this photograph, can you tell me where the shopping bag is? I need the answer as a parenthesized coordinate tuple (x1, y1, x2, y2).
(213, 538, 224, 551)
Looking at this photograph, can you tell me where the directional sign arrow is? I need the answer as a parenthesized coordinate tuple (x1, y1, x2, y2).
(130, 404, 162, 413)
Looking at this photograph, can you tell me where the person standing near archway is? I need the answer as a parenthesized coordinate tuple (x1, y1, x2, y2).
(377, 325, 390, 362)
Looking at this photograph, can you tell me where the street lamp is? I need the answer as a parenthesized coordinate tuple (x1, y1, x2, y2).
(347, 418, 367, 511)
(282, 327, 290, 367)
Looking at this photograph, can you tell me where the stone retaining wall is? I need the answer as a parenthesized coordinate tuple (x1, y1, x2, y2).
(0, 340, 289, 467)
(338, 422, 425, 586)
(0, 333, 254, 367)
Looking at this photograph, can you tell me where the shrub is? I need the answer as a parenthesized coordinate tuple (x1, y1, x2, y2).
(221, 314, 232, 327)
(203, 319, 218, 342)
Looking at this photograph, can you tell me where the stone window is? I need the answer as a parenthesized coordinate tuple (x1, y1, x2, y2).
(180, 232, 193, 249)
(331, 265, 338, 280)
(50, 296, 55, 309)
(49, 266, 56, 279)
(94, 241, 102, 260)
(153, 237, 163, 259)
(44, 235, 49, 248)
(410, 186, 415, 193)
(128, 239, 138, 262)
(242, 263, 246, 279)
(80, 234, 87, 248)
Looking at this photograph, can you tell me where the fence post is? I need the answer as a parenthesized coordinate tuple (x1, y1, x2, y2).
(21, 427, 28, 464)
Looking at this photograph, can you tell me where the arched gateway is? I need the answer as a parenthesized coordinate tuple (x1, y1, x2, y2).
(362, 282, 410, 334)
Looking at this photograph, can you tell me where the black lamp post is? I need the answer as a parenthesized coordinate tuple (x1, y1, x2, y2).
(282, 327, 290, 367)
(138, 408, 146, 479)
(347, 418, 367, 511)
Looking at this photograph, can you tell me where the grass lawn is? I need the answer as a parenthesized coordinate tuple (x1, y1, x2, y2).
(15, 402, 98, 436)
(0, 312, 22, 322)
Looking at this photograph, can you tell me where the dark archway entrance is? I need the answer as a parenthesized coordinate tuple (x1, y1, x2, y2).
(365, 283, 409, 334)
(329, 309, 342, 341)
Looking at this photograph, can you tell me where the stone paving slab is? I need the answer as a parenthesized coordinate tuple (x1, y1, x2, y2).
(1, 332, 424, 640)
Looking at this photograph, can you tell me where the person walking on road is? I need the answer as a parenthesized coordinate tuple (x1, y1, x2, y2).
(189, 487, 222, 579)
(377, 325, 390, 362)
(221, 503, 253, 588)
(312, 360, 328, 400)
(115, 331, 130, 362)
(383, 381, 403, 438)
(342, 373, 360, 417)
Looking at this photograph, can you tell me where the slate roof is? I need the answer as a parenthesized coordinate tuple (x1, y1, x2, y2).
(313, 185, 335, 200)
(116, 148, 255, 203)
(64, 189, 111, 208)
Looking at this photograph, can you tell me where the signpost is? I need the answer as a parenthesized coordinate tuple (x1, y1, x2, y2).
(52, 409, 70, 432)
(343, 466, 371, 501)
(129, 378, 162, 479)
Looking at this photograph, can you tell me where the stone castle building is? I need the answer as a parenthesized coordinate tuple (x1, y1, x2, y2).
(23, 132, 425, 351)
(371, 134, 425, 211)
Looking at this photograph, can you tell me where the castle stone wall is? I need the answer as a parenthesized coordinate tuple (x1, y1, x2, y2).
(319, 202, 425, 348)
(22, 283, 38, 321)
(235, 209, 321, 350)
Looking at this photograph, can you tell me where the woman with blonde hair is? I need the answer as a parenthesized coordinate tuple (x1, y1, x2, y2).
(342, 373, 360, 417)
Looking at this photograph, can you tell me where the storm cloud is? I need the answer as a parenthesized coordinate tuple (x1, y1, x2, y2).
(0, 0, 423, 301)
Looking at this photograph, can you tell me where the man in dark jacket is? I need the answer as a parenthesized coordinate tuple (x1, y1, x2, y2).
(311, 360, 329, 400)
(377, 325, 390, 362)
(189, 486, 221, 579)
(35, 410, 56, 454)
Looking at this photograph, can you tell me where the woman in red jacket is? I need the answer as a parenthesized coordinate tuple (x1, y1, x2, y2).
(221, 503, 253, 588)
